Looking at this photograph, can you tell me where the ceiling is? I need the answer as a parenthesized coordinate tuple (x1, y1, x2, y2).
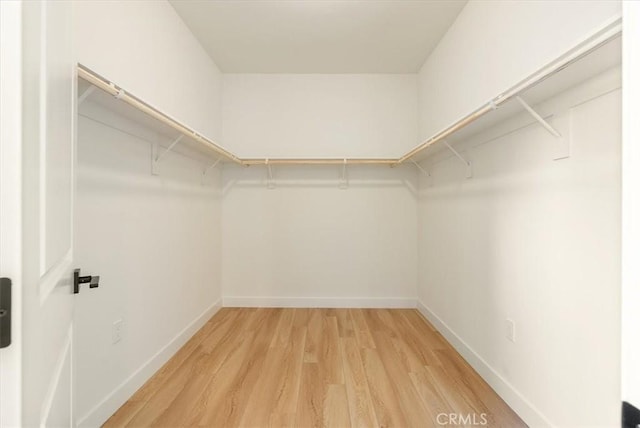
(169, 0, 467, 74)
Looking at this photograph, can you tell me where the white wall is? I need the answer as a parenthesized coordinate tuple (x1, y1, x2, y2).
(73, 104, 223, 426)
(72, 2, 226, 424)
(621, 0, 640, 411)
(418, 0, 621, 142)
(222, 74, 418, 158)
(221, 73, 419, 306)
(221, 164, 418, 307)
(70, 2, 628, 425)
(417, 69, 621, 427)
(73, 0, 224, 142)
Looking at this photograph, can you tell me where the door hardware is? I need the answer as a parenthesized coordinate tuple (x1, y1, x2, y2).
(73, 269, 100, 294)
(0, 278, 11, 348)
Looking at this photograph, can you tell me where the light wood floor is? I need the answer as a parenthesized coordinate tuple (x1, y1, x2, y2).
(104, 308, 526, 427)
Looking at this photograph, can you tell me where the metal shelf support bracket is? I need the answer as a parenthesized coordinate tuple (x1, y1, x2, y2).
(411, 160, 432, 186)
(78, 85, 96, 106)
(201, 158, 221, 185)
(266, 159, 275, 189)
(152, 135, 184, 175)
(443, 141, 473, 179)
(411, 160, 430, 177)
(339, 158, 348, 189)
(516, 96, 569, 159)
(516, 96, 562, 137)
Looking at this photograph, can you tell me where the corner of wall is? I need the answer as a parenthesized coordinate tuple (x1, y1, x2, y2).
(76, 300, 222, 427)
(416, 300, 553, 427)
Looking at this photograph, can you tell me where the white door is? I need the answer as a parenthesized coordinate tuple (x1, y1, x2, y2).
(11, 0, 76, 426)
(0, 1, 24, 426)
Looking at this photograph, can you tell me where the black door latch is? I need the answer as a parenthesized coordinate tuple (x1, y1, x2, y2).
(0, 278, 11, 348)
(74, 269, 100, 294)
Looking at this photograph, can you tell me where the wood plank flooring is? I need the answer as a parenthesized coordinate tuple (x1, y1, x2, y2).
(104, 308, 526, 427)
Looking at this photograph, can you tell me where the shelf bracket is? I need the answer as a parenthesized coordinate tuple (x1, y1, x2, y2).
(411, 160, 432, 186)
(201, 158, 221, 185)
(515, 96, 569, 159)
(516, 96, 561, 137)
(152, 135, 183, 175)
(339, 158, 348, 189)
(443, 141, 472, 179)
(411, 160, 430, 177)
(266, 159, 275, 189)
(77, 85, 96, 106)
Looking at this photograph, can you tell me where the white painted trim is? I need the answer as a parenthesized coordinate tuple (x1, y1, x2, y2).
(416, 300, 553, 427)
(38, 249, 72, 305)
(37, 0, 48, 277)
(621, 0, 640, 409)
(223, 296, 417, 308)
(40, 325, 72, 427)
(76, 299, 222, 427)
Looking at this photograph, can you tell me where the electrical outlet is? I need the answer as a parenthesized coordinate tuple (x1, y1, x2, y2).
(506, 319, 515, 343)
(112, 319, 123, 344)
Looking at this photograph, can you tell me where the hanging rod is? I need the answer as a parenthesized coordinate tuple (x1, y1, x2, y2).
(397, 18, 621, 164)
(241, 158, 396, 166)
(77, 18, 620, 170)
(397, 106, 491, 163)
(77, 65, 243, 165)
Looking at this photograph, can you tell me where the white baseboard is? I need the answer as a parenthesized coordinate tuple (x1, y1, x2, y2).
(77, 299, 222, 427)
(416, 300, 554, 428)
(223, 296, 417, 308)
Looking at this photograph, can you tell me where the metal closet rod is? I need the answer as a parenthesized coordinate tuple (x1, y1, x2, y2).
(398, 18, 621, 163)
(77, 65, 243, 165)
(78, 65, 399, 167)
(78, 66, 397, 167)
(77, 19, 620, 168)
(242, 158, 396, 166)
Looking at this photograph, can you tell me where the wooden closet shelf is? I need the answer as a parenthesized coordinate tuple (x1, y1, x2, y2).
(77, 21, 621, 169)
